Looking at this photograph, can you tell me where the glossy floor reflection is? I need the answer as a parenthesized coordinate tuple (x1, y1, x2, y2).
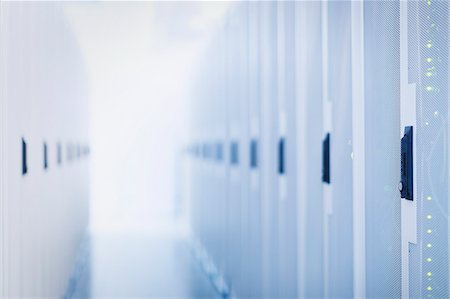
(74, 234, 220, 299)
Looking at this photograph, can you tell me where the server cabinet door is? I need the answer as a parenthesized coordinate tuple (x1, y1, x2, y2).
(276, 1, 298, 298)
(363, 2, 402, 298)
(260, 2, 279, 298)
(204, 32, 223, 275)
(1, 3, 90, 297)
(325, 2, 354, 297)
(215, 23, 229, 289)
(295, 2, 324, 298)
(408, 2, 449, 298)
(234, 3, 251, 298)
(247, 2, 263, 298)
(4, 4, 34, 295)
(225, 5, 244, 293)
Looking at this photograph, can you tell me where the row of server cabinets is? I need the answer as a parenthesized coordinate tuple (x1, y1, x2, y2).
(186, 1, 450, 298)
(0, 2, 90, 298)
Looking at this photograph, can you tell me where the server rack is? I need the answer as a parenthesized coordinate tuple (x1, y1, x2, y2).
(225, 6, 243, 294)
(236, 3, 251, 298)
(259, 2, 279, 298)
(363, 2, 402, 298)
(187, 1, 450, 298)
(325, 2, 354, 298)
(276, 1, 298, 298)
(295, 2, 325, 298)
(247, 2, 262, 298)
(408, 1, 449, 298)
(0, 2, 90, 297)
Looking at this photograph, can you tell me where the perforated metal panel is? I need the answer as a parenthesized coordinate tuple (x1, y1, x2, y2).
(364, 2, 402, 298)
(247, 2, 262, 298)
(276, 2, 297, 298)
(295, 2, 324, 298)
(326, 2, 354, 298)
(409, 1, 449, 298)
(259, 2, 279, 298)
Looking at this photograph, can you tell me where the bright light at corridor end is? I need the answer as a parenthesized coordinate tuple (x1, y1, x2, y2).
(64, 2, 231, 236)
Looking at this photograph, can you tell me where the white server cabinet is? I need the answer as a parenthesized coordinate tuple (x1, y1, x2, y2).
(198, 49, 213, 266)
(407, 1, 449, 298)
(188, 2, 450, 298)
(295, 2, 325, 298)
(324, 2, 354, 298)
(191, 44, 213, 260)
(259, 2, 279, 298)
(0, 2, 90, 297)
(234, 3, 251, 298)
(216, 23, 229, 285)
(362, 2, 402, 298)
(221, 14, 234, 288)
(276, 1, 298, 298)
(224, 5, 245, 292)
(212, 30, 228, 280)
(206, 38, 219, 266)
(247, 2, 263, 298)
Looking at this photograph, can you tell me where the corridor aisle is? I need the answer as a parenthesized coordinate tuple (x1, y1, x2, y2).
(74, 235, 220, 299)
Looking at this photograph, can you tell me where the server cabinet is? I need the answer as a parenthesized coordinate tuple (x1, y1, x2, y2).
(188, 2, 450, 298)
(276, 1, 298, 298)
(225, 8, 235, 290)
(224, 5, 247, 294)
(213, 25, 229, 289)
(5, 4, 35, 295)
(362, 2, 402, 298)
(408, 1, 449, 298)
(1, 2, 90, 297)
(190, 62, 211, 277)
(325, 2, 354, 298)
(199, 42, 216, 271)
(247, 2, 262, 298)
(259, 2, 279, 297)
(295, 2, 324, 298)
(235, 3, 251, 298)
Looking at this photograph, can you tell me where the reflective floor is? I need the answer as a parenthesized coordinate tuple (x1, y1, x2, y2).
(73, 234, 220, 299)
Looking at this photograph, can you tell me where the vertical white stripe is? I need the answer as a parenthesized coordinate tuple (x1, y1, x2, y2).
(351, 1, 366, 297)
(0, 2, 3, 295)
(400, 2, 418, 298)
(295, 2, 307, 297)
(0, 2, 7, 295)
